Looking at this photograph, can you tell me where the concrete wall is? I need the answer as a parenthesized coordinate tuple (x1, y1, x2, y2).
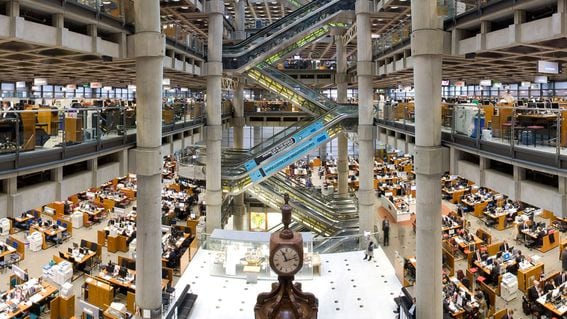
(17, 181, 58, 213)
(520, 181, 562, 215)
(60, 171, 92, 200)
(484, 169, 514, 197)
(97, 163, 120, 185)
(456, 160, 480, 184)
(0, 195, 8, 218)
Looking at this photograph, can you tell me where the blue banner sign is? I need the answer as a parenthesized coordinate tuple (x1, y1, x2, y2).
(244, 120, 325, 175)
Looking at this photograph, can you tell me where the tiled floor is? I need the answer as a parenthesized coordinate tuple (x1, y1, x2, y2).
(4, 186, 563, 318)
(170, 248, 402, 319)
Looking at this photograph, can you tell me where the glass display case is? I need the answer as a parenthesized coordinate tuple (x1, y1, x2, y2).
(205, 229, 314, 280)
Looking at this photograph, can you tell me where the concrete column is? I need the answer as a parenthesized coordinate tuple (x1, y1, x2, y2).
(514, 10, 526, 24)
(319, 145, 327, 162)
(5, 177, 17, 218)
(52, 13, 65, 47)
(513, 166, 525, 201)
(233, 79, 246, 230)
(559, 0, 567, 13)
(118, 149, 129, 176)
(206, 0, 225, 233)
(476, 20, 491, 50)
(111, 32, 128, 58)
(235, 0, 246, 40)
(6, 0, 19, 17)
(480, 20, 492, 33)
(356, 0, 375, 235)
(253, 126, 262, 146)
(87, 24, 98, 53)
(133, 0, 164, 317)
(479, 157, 489, 186)
(52, 167, 63, 200)
(411, 0, 444, 318)
(336, 34, 349, 197)
(450, 28, 463, 56)
(88, 159, 98, 187)
(168, 135, 174, 156)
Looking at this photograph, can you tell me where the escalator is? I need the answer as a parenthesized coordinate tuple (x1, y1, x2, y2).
(222, 0, 355, 71)
(179, 0, 362, 238)
(247, 172, 358, 237)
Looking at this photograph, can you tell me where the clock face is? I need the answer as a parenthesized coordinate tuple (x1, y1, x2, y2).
(272, 246, 302, 275)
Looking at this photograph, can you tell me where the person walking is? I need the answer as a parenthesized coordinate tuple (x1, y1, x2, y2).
(363, 232, 376, 261)
(382, 219, 390, 246)
(363, 237, 375, 261)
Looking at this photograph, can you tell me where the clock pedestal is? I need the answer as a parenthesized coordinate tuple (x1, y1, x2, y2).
(254, 194, 318, 319)
(254, 276, 318, 319)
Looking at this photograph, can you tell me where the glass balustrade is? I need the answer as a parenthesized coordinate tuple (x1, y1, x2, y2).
(376, 102, 567, 160)
(0, 103, 217, 169)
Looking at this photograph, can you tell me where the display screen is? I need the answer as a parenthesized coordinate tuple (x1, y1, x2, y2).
(534, 76, 548, 84)
(537, 60, 559, 74)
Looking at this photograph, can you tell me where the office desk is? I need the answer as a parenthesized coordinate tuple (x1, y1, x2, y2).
(97, 270, 168, 292)
(0, 242, 17, 259)
(13, 214, 35, 231)
(461, 198, 492, 218)
(0, 280, 58, 319)
(453, 235, 483, 251)
(483, 210, 509, 231)
(60, 249, 96, 279)
(443, 188, 468, 204)
(30, 225, 67, 249)
(517, 262, 544, 293)
(445, 277, 480, 319)
(536, 282, 567, 317)
(521, 229, 560, 253)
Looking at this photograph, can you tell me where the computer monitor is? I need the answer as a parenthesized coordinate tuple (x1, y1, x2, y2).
(486, 258, 493, 266)
(68, 248, 73, 254)
(496, 251, 502, 259)
(503, 252, 511, 261)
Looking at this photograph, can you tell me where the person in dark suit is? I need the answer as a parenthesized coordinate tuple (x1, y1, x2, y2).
(1, 102, 17, 119)
(528, 280, 542, 303)
(501, 309, 514, 319)
(562, 247, 567, 272)
(490, 261, 501, 286)
(382, 219, 390, 246)
(555, 271, 567, 286)
(499, 240, 510, 252)
(544, 279, 557, 293)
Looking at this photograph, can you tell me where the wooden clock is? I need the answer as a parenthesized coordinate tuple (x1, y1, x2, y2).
(255, 194, 318, 319)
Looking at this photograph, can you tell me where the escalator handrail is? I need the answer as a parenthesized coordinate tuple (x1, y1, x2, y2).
(223, 0, 329, 52)
(247, 67, 330, 115)
(257, 63, 337, 109)
(248, 185, 338, 236)
(223, 0, 355, 70)
(221, 110, 350, 181)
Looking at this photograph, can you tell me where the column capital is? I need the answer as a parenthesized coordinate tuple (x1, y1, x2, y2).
(206, 0, 225, 14)
(411, 29, 445, 56)
(355, 0, 371, 14)
(133, 147, 163, 176)
(414, 146, 444, 176)
(134, 32, 165, 58)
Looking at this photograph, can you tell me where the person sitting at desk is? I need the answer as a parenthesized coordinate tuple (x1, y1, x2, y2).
(488, 261, 501, 286)
(500, 240, 511, 253)
(555, 270, 567, 286)
(527, 280, 542, 302)
(544, 278, 556, 293)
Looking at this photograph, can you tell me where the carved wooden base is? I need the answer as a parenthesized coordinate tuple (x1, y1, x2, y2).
(254, 277, 318, 319)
